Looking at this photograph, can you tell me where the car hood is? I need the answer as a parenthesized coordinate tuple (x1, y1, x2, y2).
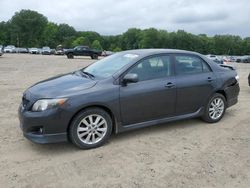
(26, 72, 97, 98)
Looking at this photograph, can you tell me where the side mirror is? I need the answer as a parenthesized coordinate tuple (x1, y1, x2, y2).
(122, 73, 138, 85)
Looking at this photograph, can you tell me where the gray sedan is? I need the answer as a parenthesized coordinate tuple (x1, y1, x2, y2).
(18, 49, 240, 149)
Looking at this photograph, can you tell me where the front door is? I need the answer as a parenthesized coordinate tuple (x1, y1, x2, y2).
(119, 54, 176, 125)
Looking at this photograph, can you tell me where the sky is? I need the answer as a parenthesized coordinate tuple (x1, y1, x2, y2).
(0, 0, 250, 37)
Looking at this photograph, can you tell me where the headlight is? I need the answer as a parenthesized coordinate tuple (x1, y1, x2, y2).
(31, 98, 67, 112)
(235, 75, 239, 81)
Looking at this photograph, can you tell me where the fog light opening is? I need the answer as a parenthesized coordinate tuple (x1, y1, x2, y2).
(39, 127, 43, 134)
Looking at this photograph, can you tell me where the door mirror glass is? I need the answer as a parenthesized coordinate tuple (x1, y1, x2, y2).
(123, 73, 138, 84)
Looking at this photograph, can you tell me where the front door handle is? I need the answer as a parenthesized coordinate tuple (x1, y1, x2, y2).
(165, 82, 175, 88)
(207, 77, 214, 82)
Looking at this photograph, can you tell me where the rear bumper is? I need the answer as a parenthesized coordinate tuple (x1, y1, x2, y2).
(227, 97, 238, 108)
(225, 82, 240, 108)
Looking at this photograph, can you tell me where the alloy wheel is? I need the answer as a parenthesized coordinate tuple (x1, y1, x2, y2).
(208, 97, 225, 120)
(77, 114, 108, 144)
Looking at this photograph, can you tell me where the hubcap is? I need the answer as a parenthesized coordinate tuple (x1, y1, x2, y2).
(77, 114, 107, 144)
(209, 98, 225, 120)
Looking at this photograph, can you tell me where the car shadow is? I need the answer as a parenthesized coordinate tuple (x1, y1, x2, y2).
(26, 140, 78, 154)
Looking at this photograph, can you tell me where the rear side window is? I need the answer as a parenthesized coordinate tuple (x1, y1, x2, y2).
(175, 55, 211, 75)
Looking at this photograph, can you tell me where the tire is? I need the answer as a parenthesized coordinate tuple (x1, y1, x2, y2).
(91, 54, 98, 59)
(69, 108, 113, 149)
(202, 93, 226, 123)
(67, 53, 74, 59)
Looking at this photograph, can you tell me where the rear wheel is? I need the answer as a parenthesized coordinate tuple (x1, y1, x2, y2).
(202, 93, 226, 123)
(67, 53, 74, 59)
(69, 108, 112, 149)
(91, 54, 98, 59)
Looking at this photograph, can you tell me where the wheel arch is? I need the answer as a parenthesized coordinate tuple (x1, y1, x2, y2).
(67, 105, 117, 136)
(215, 90, 227, 101)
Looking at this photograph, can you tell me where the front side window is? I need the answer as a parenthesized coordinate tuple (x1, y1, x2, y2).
(175, 55, 211, 75)
(75, 47, 82, 51)
(128, 55, 172, 82)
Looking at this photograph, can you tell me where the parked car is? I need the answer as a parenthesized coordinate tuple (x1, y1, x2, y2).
(42, 46, 52, 55)
(54, 45, 64, 55)
(4, 45, 16, 53)
(29, 48, 40, 54)
(228, 56, 236, 62)
(206, 54, 226, 65)
(236, 57, 242, 63)
(16, 48, 29, 53)
(64, 46, 102, 59)
(241, 56, 250, 63)
(248, 73, 250, 86)
(50, 49, 55, 55)
(102, 50, 114, 56)
(18, 49, 240, 149)
(0, 45, 3, 56)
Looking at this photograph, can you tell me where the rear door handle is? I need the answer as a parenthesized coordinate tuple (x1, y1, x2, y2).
(207, 77, 214, 82)
(165, 82, 175, 88)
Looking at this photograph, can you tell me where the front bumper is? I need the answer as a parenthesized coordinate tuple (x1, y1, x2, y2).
(23, 132, 67, 144)
(18, 105, 68, 144)
(42, 51, 51, 55)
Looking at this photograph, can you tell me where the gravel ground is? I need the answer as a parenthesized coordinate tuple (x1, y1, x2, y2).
(0, 54, 250, 188)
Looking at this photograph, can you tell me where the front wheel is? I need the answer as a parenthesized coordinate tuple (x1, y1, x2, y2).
(202, 93, 226, 123)
(69, 108, 113, 149)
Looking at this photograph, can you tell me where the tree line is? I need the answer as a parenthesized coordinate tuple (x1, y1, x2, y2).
(0, 9, 249, 55)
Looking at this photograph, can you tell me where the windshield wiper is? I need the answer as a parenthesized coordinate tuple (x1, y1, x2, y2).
(81, 71, 95, 79)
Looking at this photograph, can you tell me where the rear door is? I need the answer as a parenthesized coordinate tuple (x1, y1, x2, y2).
(75, 46, 83, 55)
(82, 47, 89, 56)
(174, 54, 216, 115)
(119, 54, 176, 125)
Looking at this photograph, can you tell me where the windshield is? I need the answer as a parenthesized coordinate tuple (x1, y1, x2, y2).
(84, 52, 139, 78)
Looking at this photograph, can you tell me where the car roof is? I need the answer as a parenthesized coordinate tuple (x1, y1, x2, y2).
(77, 46, 88, 48)
(120, 49, 202, 58)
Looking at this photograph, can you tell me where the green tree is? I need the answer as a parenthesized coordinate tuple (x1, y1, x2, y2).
(10, 9, 48, 47)
(121, 28, 141, 50)
(41, 22, 59, 48)
(72, 36, 90, 47)
(91, 40, 102, 50)
(113, 47, 122, 52)
(57, 23, 77, 47)
(242, 37, 250, 55)
(77, 31, 101, 43)
(1, 9, 250, 55)
(139, 28, 160, 48)
(0, 22, 8, 45)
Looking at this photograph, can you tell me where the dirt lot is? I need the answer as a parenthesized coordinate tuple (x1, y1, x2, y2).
(0, 54, 249, 188)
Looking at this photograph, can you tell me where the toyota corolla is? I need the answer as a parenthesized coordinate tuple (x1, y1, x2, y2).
(18, 49, 240, 149)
